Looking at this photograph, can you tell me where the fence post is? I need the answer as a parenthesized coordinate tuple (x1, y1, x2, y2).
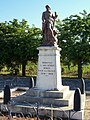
(29, 77, 35, 88)
(3, 85, 11, 104)
(80, 78, 85, 94)
(74, 88, 81, 111)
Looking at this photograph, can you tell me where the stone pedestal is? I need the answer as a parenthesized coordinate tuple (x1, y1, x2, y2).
(36, 46, 62, 90)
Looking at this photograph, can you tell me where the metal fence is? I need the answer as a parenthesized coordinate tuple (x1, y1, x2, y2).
(0, 102, 81, 120)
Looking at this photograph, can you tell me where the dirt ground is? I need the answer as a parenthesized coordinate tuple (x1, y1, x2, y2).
(84, 95, 90, 120)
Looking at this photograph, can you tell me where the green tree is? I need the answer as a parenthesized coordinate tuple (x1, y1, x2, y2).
(0, 19, 42, 76)
(0, 19, 22, 74)
(56, 10, 90, 78)
(14, 25, 42, 76)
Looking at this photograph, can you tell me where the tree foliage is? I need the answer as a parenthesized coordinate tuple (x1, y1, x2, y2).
(0, 19, 42, 75)
(56, 10, 90, 78)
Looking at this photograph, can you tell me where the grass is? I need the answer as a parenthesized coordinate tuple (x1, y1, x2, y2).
(0, 63, 90, 78)
(61, 64, 90, 78)
(26, 61, 37, 76)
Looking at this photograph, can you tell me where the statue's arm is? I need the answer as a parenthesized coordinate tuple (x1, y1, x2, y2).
(42, 12, 45, 23)
(52, 12, 58, 20)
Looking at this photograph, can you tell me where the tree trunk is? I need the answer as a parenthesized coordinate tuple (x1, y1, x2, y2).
(22, 62, 26, 76)
(78, 59, 82, 78)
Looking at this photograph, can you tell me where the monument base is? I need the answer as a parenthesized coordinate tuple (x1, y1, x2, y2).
(8, 87, 85, 120)
(12, 86, 74, 107)
(7, 45, 85, 119)
(36, 46, 62, 90)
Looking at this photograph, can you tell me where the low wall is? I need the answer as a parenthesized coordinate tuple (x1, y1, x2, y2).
(0, 76, 90, 91)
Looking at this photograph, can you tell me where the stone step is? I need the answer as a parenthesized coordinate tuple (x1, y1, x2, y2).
(13, 90, 74, 107)
(26, 86, 69, 99)
(64, 90, 74, 107)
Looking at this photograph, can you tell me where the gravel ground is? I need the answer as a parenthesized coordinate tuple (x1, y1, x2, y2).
(84, 94, 90, 120)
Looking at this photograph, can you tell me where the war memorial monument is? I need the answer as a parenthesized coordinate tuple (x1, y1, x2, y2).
(9, 5, 85, 119)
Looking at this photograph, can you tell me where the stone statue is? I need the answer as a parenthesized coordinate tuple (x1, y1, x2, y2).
(42, 5, 58, 46)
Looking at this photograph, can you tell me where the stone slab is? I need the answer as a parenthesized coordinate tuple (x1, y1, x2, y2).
(36, 46, 62, 90)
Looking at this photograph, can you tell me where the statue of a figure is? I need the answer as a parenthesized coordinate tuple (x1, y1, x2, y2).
(42, 5, 58, 46)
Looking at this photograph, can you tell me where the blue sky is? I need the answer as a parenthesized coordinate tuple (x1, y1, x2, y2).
(0, 0, 90, 28)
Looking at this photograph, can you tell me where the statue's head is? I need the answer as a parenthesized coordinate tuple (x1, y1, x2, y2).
(45, 5, 51, 10)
